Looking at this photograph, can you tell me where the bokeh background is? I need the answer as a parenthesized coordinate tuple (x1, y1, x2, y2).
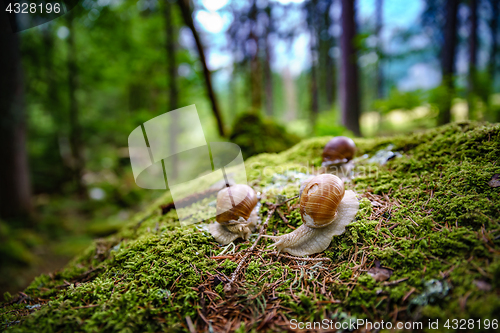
(1, 0, 499, 298)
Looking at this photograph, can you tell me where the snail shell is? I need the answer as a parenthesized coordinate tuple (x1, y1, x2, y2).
(300, 174, 345, 228)
(209, 184, 258, 245)
(322, 136, 356, 166)
(265, 174, 359, 257)
(298, 176, 314, 198)
(215, 184, 257, 224)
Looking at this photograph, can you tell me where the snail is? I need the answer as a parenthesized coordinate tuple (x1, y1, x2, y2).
(299, 176, 315, 197)
(322, 136, 356, 178)
(208, 184, 259, 245)
(265, 174, 359, 257)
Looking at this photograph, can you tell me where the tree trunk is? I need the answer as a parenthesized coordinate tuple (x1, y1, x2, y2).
(325, 48, 336, 108)
(439, 0, 459, 125)
(310, 56, 319, 128)
(249, 52, 262, 112)
(229, 55, 238, 120)
(0, 16, 32, 221)
(264, 5, 273, 117)
(165, 1, 179, 180)
(324, 0, 336, 108)
(248, 0, 262, 112)
(467, 0, 478, 119)
(177, 0, 226, 137)
(488, 0, 499, 121)
(488, 0, 499, 84)
(340, 0, 361, 136)
(375, 0, 384, 99)
(249, 36, 262, 112)
(283, 67, 297, 122)
(310, 0, 319, 129)
(67, 12, 86, 197)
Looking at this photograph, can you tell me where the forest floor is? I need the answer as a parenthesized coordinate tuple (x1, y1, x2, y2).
(1, 121, 499, 332)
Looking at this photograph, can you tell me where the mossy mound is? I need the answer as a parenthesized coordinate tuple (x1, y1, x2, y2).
(2, 122, 500, 332)
(229, 113, 301, 159)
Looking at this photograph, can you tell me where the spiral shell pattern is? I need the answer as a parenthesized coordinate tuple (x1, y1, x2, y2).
(216, 184, 258, 225)
(299, 174, 345, 228)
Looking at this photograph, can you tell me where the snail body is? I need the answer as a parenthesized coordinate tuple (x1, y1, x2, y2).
(322, 136, 356, 178)
(208, 184, 258, 245)
(266, 174, 359, 256)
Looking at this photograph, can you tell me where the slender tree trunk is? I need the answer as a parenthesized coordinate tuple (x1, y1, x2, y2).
(264, 46, 273, 116)
(264, 5, 273, 117)
(42, 30, 56, 108)
(488, 0, 499, 121)
(439, 0, 459, 125)
(0, 16, 32, 221)
(489, 0, 499, 84)
(42, 28, 62, 128)
(324, 0, 336, 108)
(325, 52, 336, 108)
(248, 0, 262, 112)
(177, 0, 226, 136)
(310, 0, 319, 129)
(249, 34, 262, 112)
(283, 67, 297, 121)
(310, 55, 319, 128)
(467, 0, 478, 119)
(375, 0, 384, 99)
(229, 56, 238, 119)
(165, 1, 179, 180)
(67, 12, 86, 196)
(340, 0, 361, 136)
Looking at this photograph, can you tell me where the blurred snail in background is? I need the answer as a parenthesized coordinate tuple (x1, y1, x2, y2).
(265, 174, 359, 257)
(208, 184, 258, 245)
(322, 136, 356, 178)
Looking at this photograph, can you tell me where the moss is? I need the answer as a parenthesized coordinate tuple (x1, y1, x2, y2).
(229, 113, 301, 159)
(2, 122, 500, 332)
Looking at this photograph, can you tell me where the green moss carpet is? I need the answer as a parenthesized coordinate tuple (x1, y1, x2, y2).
(2, 122, 500, 332)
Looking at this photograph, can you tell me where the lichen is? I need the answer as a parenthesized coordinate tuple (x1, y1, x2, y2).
(2, 122, 500, 332)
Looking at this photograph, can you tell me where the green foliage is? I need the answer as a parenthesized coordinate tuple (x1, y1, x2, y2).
(427, 84, 452, 117)
(313, 111, 352, 137)
(0, 221, 38, 266)
(229, 113, 301, 159)
(373, 87, 424, 114)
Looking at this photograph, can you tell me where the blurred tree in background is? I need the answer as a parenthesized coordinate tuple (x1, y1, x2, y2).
(0, 15, 32, 222)
(1, 0, 500, 297)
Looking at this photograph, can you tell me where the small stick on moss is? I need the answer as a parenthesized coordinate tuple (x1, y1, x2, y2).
(185, 315, 196, 333)
(276, 208, 288, 224)
(224, 195, 299, 293)
(210, 255, 234, 260)
(270, 252, 331, 262)
(382, 277, 409, 286)
(71, 304, 99, 310)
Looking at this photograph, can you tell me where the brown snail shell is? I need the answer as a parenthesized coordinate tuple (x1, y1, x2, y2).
(265, 174, 359, 257)
(298, 176, 314, 198)
(215, 184, 257, 224)
(300, 174, 345, 228)
(209, 184, 258, 245)
(322, 136, 356, 166)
